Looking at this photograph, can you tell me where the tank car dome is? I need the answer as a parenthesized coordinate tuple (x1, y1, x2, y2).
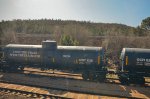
(42, 40, 57, 50)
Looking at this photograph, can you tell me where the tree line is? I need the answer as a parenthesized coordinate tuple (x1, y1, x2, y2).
(0, 17, 150, 63)
(0, 18, 149, 37)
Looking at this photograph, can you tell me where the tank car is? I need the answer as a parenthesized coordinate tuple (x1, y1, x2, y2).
(118, 48, 150, 84)
(0, 40, 107, 81)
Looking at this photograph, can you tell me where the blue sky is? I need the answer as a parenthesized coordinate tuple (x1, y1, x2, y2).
(0, 0, 150, 27)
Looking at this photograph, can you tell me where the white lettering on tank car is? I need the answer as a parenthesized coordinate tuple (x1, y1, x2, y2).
(87, 59, 93, 62)
(136, 58, 150, 66)
(145, 62, 150, 66)
(146, 59, 150, 62)
(137, 58, 145, 62)
(78, 58, 93, 64)
(9, 51, 40, 58)
(137, 58, 150, 62)
(62, 55, 71, 58)
(79, 59, 86, 61)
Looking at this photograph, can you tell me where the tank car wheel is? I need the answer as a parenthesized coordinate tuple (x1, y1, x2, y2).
(138, 77, 145, 85)
(0, 66, 3, 72)
(119, 74, 129, 85)
(97, 75, 106, 82)
(82, 71, 89, 80)
(19, 66, 24, 71)
(89, 73, 97, 81)
(119, 77, 129, 85)
(1, 67, 7, 72)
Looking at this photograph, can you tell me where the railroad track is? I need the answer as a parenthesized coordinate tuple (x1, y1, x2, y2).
(1, 67, 150, 87)
(2, 68, 122, 88)
(23, 68, 119, 82)
(0, 82, 71, 99)
(23, 68, 150, 86)
(0, 82, 128, 99)
(0, 72, 149, 99)
(0, 81, 141, 99)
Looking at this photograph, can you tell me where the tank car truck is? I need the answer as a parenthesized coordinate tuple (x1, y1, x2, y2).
(0, 40, 107, 81)
(118, 48, 150, 85)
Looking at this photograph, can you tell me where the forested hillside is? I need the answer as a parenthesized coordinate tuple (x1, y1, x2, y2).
(0, 18, 150, 63)
(1, 19, 148, 36)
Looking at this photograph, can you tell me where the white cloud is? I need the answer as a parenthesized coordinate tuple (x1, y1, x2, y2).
(0, 0, 73, 20)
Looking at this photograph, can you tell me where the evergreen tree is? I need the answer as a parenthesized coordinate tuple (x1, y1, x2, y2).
(141, 17, 150, 30)
(60, 34, 79, 46)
